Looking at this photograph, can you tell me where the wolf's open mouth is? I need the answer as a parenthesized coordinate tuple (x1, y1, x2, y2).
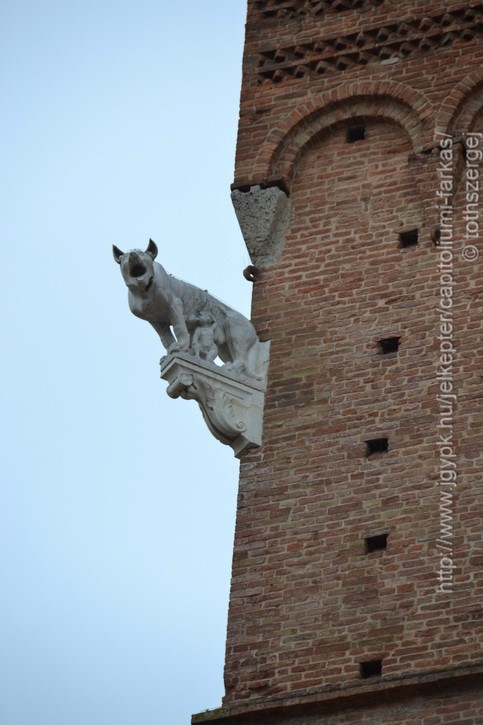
(130, 264, 146, 278)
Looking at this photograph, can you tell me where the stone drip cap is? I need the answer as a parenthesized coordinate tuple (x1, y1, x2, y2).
(160, 344, 269, 458)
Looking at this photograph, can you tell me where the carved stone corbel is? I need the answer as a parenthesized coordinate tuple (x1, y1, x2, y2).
(160, 345, 269, 458)
(231, 184, 291, 267)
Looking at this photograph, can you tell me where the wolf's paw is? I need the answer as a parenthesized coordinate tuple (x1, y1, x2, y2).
(168, 341, 190, 355)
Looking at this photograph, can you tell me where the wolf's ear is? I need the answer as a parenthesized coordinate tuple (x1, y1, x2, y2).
(146, 238, 158, 259)
(112, 245, 124, 264)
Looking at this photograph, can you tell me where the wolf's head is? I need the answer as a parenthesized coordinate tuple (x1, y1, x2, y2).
(113, 239, 158, 293)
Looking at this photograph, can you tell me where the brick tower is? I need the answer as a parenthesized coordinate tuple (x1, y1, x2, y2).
(194, 1, 483, 723)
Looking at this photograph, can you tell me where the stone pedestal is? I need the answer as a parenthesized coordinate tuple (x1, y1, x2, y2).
(160, 345, 269, 458)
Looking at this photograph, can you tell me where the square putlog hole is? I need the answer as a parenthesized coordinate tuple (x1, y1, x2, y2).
(365, 437, 389, 456)
(365, 533, 388, 553)
(399, 229, 419, 248)
(360, 659, 382, 678)
(378, 336, 400, 355)
(346, 125, 366, 143)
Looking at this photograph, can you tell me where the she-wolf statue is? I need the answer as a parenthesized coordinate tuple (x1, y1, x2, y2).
(113, 239, 260, 378)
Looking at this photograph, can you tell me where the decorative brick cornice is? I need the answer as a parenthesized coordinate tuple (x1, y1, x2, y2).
(257, 3, 483, 84)
(256, 0, 384, 20)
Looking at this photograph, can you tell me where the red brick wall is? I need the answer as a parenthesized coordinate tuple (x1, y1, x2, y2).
(220, 0, 482, 721)
(234, 0, 483, 188)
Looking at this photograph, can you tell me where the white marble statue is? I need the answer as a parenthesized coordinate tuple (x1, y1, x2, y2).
(113, 239, 260, 378)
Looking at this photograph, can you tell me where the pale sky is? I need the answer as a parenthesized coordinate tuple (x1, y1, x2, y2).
(1, 2, 249, 723)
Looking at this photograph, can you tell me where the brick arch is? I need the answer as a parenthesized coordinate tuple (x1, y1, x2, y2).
(435, 69, 483, 137)
(255, 81, 433, 186)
